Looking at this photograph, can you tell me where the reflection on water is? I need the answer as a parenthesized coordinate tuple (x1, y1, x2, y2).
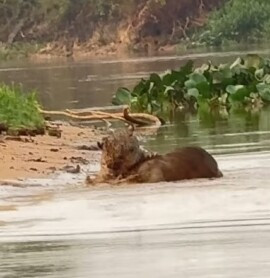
(0, 241, 72, 278)
(145, 108, 270, 154)
(1, 50, 270, 277)
(2, 228, 270, 278)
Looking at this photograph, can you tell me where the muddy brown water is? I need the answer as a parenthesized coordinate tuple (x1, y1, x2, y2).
(1, 48, 270, 277)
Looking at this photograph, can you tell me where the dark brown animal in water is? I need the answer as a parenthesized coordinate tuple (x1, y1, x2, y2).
(126, 146, 223, 183)
(87, 128, 222, 184)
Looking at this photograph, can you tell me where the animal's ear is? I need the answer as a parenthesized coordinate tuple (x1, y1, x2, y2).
(128, 124, 134, 137)
(97, 141, 104, 150)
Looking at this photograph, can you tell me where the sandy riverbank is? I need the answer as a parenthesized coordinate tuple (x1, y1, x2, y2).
(0, 124, 102, 182)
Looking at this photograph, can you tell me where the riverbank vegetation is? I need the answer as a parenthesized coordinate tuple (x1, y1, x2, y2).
(194, 0, 270, 47)
(0, 84, 45, 135)
(0, 0, 269, 59)
(0, 0, 223, 59)
(112, 55, 270, 117)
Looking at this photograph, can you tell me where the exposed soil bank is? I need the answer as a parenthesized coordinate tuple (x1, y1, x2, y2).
(0, 124, 102, 182)
(0, 0, 225, 60)
(31, 42, 180, 61)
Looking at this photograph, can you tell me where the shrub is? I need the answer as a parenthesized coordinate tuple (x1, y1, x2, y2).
(196, 0, 270, 46)
(0, 84, 45, 134)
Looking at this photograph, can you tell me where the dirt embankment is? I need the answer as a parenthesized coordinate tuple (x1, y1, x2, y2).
(0, 124, 102, 182)
(0, 0, 225, 59)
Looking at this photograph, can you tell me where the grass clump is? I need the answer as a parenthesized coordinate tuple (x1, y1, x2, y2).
(0, 84, 45, 135)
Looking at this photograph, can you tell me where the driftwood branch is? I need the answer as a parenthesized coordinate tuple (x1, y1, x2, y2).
(123, 108, 161, 126)
(39, 107, 162, 127)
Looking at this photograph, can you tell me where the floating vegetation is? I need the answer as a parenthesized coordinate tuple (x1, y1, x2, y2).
(0, 84, 45, 135)
(112, 54, 270, 117)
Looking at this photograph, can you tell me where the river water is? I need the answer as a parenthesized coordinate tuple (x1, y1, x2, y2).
(1, 49, 270, 277)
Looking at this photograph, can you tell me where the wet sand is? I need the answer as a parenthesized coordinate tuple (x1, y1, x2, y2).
(0, 124, 101, 182)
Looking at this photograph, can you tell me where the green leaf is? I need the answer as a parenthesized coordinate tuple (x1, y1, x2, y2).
(189, 72, 208, 84)
(112, 87, 131, 105)
(226, 85, 250, 101)
(197, 82, 211, 98)
(195, 62, 211, 74)
(132, 80, 147, 96)
(138, 93, 148, 107)
(226, 85, 245, 95)
(255, 68, 264, 80)
(151, 100, 161, 112)
(164, 86, 175, 96)
(179, 60, 194, 75)
(187, 88, 199, 99)
(244, 54, 264, 69)
(130, 97, 138, 104)
(185, 73, 207, 89)
(184, 79, 196, 89)
(161, 71, 174, 86)
(263, 74, 270, 84)
(171, 70, 187, 84)
(213, 65, 233, 84)
(185, 73, 210, 98)
(149, 73, 163, 88)
(256, 83, 270, 102)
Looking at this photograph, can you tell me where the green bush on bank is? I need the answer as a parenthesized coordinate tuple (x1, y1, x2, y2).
(112, 54, 270, 117)
(195, 0, 270, 46)
(0, 84, 45, 134)
(0, 43, 41, 61)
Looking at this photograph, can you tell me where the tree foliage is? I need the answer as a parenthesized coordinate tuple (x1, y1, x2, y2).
(196, 0, 270, 46)
(0, 0, 222, 44)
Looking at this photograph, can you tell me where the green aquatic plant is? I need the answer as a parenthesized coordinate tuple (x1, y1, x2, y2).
(0, 84, 45, 134)
(112, 54, 270, 116)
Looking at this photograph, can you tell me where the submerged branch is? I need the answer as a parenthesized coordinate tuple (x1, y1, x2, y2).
(123, 108, 161, 126)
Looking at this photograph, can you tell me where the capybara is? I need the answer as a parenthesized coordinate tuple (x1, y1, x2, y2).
(126, 146, 223, 183)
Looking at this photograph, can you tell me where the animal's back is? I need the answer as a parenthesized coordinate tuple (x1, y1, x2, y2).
(134, 146, 222, 183)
